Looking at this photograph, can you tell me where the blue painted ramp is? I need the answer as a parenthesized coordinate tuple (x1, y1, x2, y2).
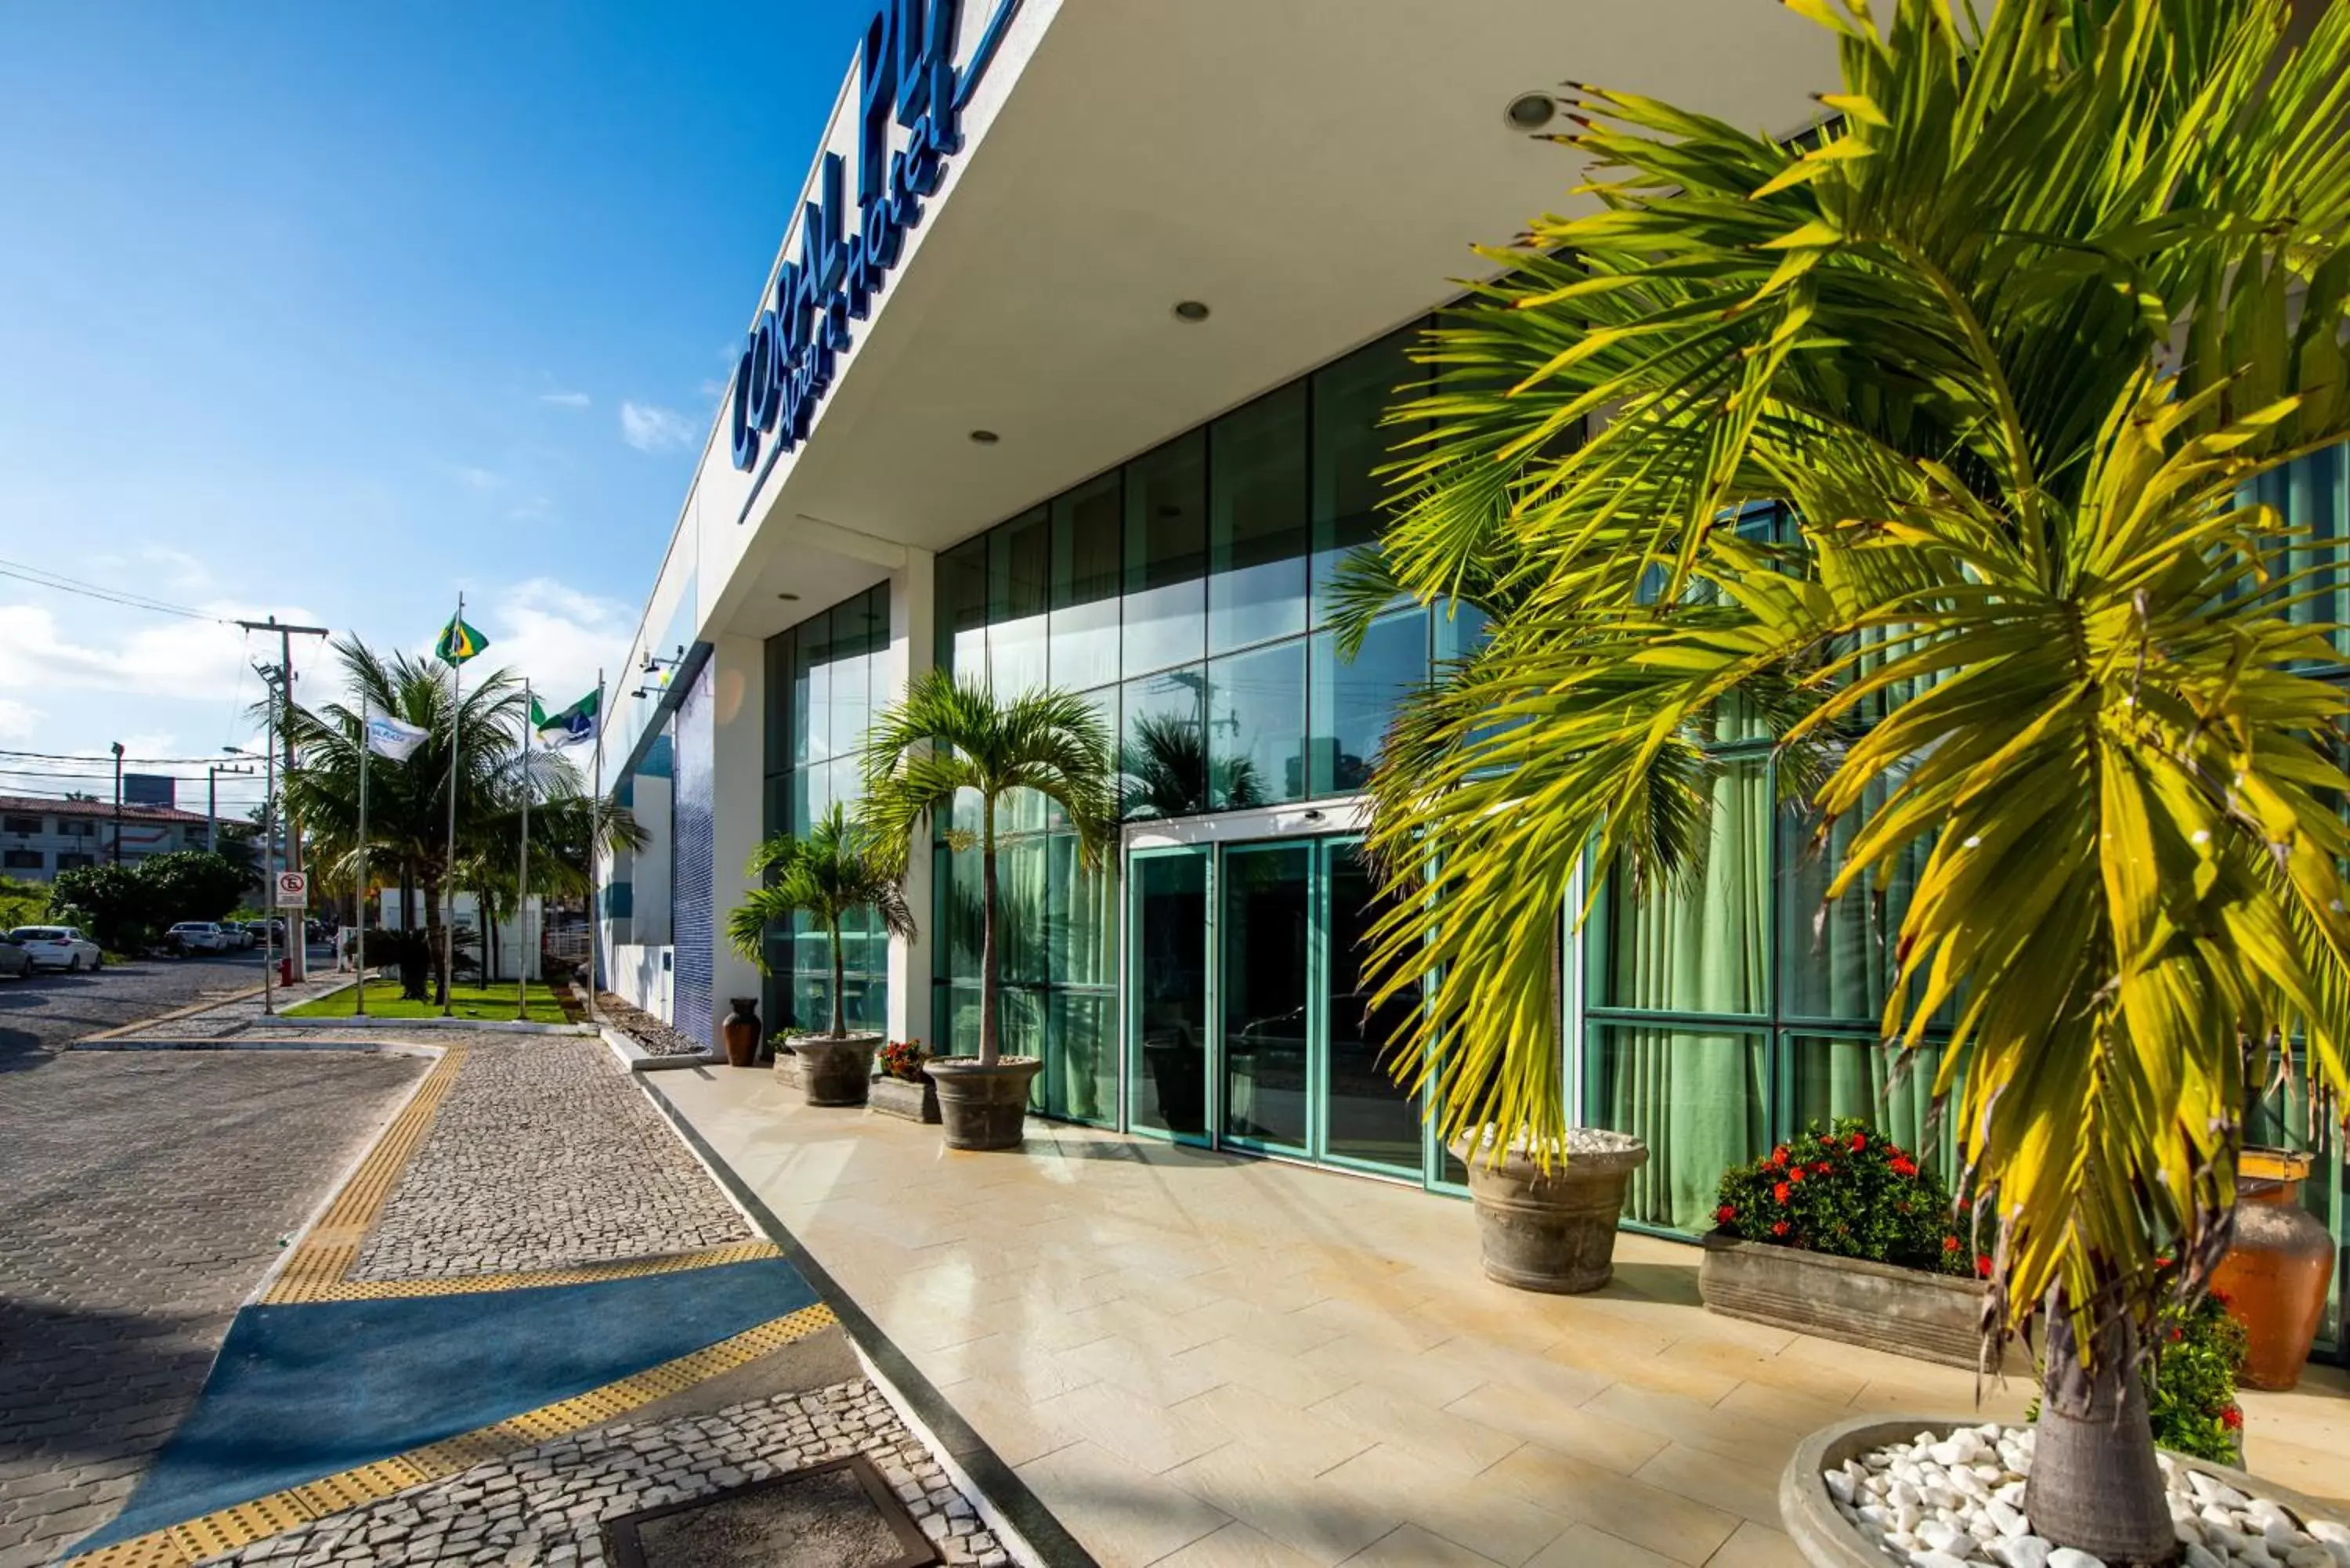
(77, 1257, 818, 1551)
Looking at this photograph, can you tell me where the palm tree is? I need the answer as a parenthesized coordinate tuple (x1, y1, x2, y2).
(726, 804, 915, 1039)
(280, 638, 639, 1003)
(862, 671, 1115, 1067)
(1119, 710, 1262, 818)
(1357, 0, 2350, 1559)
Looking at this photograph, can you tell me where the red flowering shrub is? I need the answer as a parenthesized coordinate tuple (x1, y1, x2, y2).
(1713, 1117, 1969, 1274)
(2028, 1292, 2245, 1462)
(877, 1039, 928, 1082)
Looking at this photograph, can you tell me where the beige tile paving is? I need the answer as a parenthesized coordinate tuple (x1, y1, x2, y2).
(660, 1072, 2350, 1568)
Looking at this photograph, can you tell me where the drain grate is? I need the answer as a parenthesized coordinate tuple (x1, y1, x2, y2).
(602, 1455, 940, 1568)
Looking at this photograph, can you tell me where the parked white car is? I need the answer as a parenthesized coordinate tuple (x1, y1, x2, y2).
(0, 931, 32, 980)
(9, 926, 102, 972)
(168, 921, 231, 954)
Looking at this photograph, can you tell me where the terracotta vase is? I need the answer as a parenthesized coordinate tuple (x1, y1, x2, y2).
(2211, 1147, 2335, 1392)
(720, 996, 762, 1068)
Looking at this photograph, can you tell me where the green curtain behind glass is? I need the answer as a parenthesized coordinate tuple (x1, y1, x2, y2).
(1607, 742, 1772, 1228)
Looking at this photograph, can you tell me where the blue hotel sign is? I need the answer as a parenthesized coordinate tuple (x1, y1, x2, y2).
(729, 0, 1018, 477)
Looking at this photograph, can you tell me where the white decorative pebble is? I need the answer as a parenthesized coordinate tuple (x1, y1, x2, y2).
(1990, 1537, 2051, 1568)
(2311, 1525, 2350, 1550)
(1828, 1470, 1856, 1505)
(1912, 1552, 1972, 1568)
(2288, 1549, 2335, 1568)
(2186, 1546, 2228, 1568)
(2047, 1549, 2105, 1568)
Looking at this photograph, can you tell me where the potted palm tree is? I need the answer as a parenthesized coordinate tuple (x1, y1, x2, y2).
(726, 804, 915, 1105)
(1354, 0, 2350, 1559)
(862, 671, 1115, 1151)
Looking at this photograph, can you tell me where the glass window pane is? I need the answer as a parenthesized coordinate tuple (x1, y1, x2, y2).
(1209, 385, 1309, 653)
(1312, 327, 1425, 626)
(2247, 440, 2350, 661)
(989, 508, 1050, 695)
(936, 982, 985, 1058)
(1123, 432, 1206, 677)
(801, 613, 833, 764)
(1130, 852, 1209, 1136)
(1434, 598, 1489, 666)
(1046, 685, 1117, 835)
(1044, 988, 1117, 1125)
(1326, 842, 1423, 1174)
(1788, 1035, 1955, 1178)
(1222, 844, 1312, 1148)
(1120, 666, 1207, 820)
(1208, 640, 1307, 809)
(764, 630, 793, 775)
(996, 835, 1050, 985)
(938, 537, 989, 681)
(1309, 609, 1426, 797)
(1595, 1023, 1769, 1231)
(1596, 754, 1771, 1015)
(789, 623, 817, 768)
(938, 840, 984, 985)
(1051, 473, 1122, 692)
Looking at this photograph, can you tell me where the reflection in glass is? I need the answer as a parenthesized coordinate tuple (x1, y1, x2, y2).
(1123, 433, 1207, 677)
(1311, 327, 1425, 626)
(1597, 1024, 1768, 1230)
(1209, 641, 1306, 808)
(1130, 853, 1208, 1136)
(1325, 844, 1423, 1172)
(989, 508, 1050, 695)
(1781, 779, 1936, 1024)
(1222, 844, 1311, 1148)
(1051, 475, 1122, 692)
(1120, 667, 1209, 819)
(938, 538, 989, 680)
(1309, 610, 1426, 796)
(1209, 385, 1309, 654)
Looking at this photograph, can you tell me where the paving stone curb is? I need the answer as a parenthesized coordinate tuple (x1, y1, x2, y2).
(598, 1026, 717, 1073)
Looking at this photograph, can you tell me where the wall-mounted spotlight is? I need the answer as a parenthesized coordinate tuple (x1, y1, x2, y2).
(639, 645, 685, 675)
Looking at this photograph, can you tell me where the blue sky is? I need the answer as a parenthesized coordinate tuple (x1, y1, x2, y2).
(0, 0, 868, 816)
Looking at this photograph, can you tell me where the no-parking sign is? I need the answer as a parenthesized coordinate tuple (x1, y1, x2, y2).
(274, 871, 309, 909)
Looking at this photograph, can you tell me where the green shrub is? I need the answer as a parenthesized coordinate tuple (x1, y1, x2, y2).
(0, 874, 49, 930)
(2026, 1291, 2247, 1461)
(1713, 1116, 1972, 1276)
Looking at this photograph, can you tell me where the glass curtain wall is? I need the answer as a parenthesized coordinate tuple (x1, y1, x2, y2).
(932, 322, 1438, 1119)
(761, 584, 891, 1036)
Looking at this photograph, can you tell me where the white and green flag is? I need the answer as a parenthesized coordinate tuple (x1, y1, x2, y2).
(531, 688, 600, 748)
(364, 712, 430, 762)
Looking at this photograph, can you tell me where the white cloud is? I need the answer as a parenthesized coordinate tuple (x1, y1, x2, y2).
(0, 602, 298, 705)
(697, 377, 729, 401)
(619, 401, 697, 453)
(456, 465, 501, 491)
(539, 391, 591, 408)
(471, 578, 633, 708)
(0, 695, 41, 741)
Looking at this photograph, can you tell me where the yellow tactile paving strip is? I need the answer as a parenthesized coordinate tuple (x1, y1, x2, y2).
(258, 1045, 783, 1303)
(260, 1044, 467, 1302)
(60, 1304, 841, 1568)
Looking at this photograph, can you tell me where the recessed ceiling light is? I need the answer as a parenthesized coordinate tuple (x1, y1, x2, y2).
(1506, 92, 1556, 131)
(776, 591, 801, 602)
(1172, 300, 1211, 323)
(969, 429, 1000, 444)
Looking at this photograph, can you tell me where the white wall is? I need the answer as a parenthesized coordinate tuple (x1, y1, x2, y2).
(886, 550, 933, 1048)
(708, 634, 766, 1021)
(373, 890, 548, 980)
(612, 942, 673, 1020)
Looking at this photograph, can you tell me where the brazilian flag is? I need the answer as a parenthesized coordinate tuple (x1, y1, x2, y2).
(435, 614, 488, 667)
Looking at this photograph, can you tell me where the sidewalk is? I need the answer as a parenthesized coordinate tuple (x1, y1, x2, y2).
(653, 1065, 2350, 1568)
(56, 1012, 1010, 1568)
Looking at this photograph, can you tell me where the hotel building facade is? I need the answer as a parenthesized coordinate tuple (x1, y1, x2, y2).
(595, 0, 2345, 1355)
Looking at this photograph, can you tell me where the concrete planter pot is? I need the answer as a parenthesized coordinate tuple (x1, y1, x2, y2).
(867, 1073, 940, 1124)
(1700, 1234, 1987, 1370)
(927, 1057, 1041, 1151)
(792, 1033, 883, 1107)
(1780, 1414, 2341, 1568)
(1449, 1129, 1648, 1293)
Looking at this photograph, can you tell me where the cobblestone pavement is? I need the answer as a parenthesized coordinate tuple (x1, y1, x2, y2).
(214, 1381, 1008, 1567)
(89, 966, 353, 1046)
(0, 1049, 428, 1568)
(349, 1033, 753, 1281)
(0, 953, 280, 1067)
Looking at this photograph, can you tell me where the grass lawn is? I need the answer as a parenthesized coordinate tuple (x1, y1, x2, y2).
(286, 978, 575, 1024)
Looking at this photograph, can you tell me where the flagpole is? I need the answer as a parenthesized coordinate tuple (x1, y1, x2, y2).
(587, 668, 604, 1024)
(441, 591, 464, 1017)
(516, 677, 531, 1021)
(356, 695, 370, 1017)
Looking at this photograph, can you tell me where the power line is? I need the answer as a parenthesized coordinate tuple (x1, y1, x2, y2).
(0, 748, 266, 765)
(0, 556, 224, 623)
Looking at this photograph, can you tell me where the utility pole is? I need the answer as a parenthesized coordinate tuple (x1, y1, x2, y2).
(208, 761, 254, 851)
(109, 742, 124, 865)
(237, 616, 329, 984)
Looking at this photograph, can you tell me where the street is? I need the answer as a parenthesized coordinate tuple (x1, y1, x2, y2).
(0, 1046, 426, 1568)
(0, 952, 297, 1070)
